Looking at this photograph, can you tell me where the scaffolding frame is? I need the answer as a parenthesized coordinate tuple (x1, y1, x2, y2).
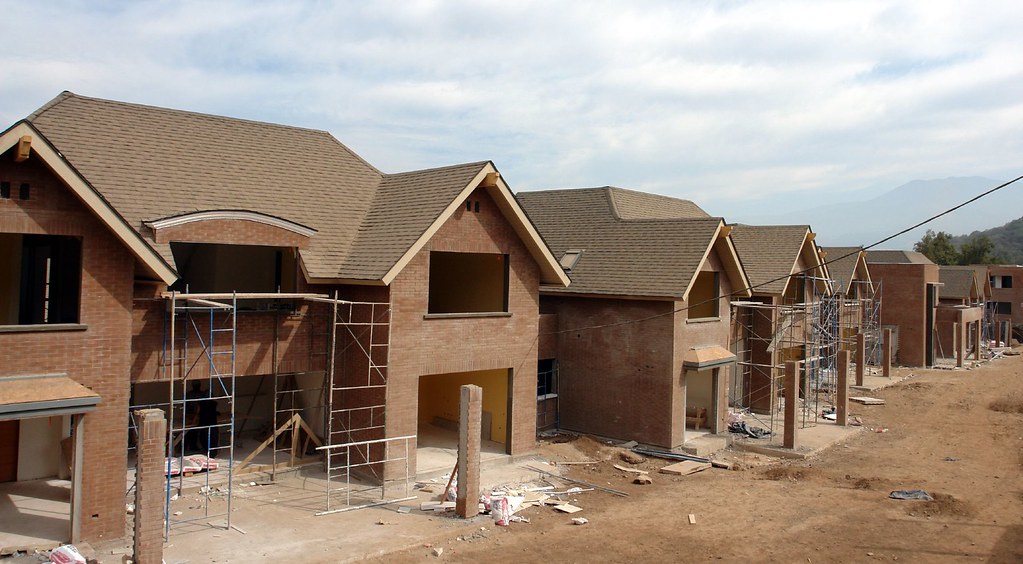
(729, 274, 836, 436)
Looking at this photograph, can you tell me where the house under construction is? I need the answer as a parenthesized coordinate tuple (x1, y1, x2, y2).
(0, 92, 568, 546)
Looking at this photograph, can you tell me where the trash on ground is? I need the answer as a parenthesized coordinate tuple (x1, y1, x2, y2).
(49, 545, 86, 564)
(889, 489, 934, 501)
(571, 517, 589, 525)
(633, 474, 653, 485)
(943, 457, 960, 462)
(688, 514, 697, 524)
(728, 421, 772, 439)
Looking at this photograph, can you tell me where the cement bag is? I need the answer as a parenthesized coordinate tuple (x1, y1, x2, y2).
(49, 545, 87, 564)
(493, 496, 511, 526)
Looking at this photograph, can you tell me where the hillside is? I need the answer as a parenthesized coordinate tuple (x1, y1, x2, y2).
(954, 216, 1023, 265)
(731, 177, 1023, 248)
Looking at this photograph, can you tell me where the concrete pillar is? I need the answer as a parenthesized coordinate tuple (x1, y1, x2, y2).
(855, 332, 865, 386)
(714, 366, 729, 434)
(784, 361, 798, 449)
(69, 414, 85, 543)
(882, 328, 892, 378)
(955, 320, 965, 368)
(134, 409, 167, 564)
(974, 320, 982, 359)
(836, 350, 850, 426)
(456, 385, 482, 519)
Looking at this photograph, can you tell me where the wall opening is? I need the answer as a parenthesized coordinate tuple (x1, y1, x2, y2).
(170, 243, 297, 307)
(427, 252, 508, 314)
(0, 234, 81, 325)
(415, 369, 511, 471)
(685, 368, 718, 434)
(688, 271, 719, 319)
(536, 359, 558, 431)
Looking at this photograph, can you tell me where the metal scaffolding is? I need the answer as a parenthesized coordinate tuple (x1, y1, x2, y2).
(729, 274, 835, 436)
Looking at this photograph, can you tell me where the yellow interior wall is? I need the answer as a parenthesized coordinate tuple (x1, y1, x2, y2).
(688, 271, 719, 319)
(417, 368, 509, 444)
(686, 370, 714, 419)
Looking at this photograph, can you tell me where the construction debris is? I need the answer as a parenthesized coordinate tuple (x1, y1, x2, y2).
(523, 465, 629, 497)
(850, 396, 886, 405)
(633, 475, 653, 485)
(889, 489, 934, 501)
(613, 463, 649, 474)
(688, 514, 697, 525)
(553, 504, 582, 514)
(631, 448, 711, 464)
(571, 517, 589, 525)
(659, 460, 712, 476)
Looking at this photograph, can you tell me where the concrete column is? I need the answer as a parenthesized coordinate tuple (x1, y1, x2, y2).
(836, 350, 850, 426)
(974, 320, 982, 359)
(134, 409, 167, 564)
(955, 320, 965, 368)
(456, 385, 482, 519)
(69, 414, 85, 543)
(882, 328, 892, 378)
(714, 366, 729, 434)
(855, 332, 866, 386)
(784, 361, 798, 449)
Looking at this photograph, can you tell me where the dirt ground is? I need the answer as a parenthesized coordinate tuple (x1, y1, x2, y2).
(374, 354, 1023, 563)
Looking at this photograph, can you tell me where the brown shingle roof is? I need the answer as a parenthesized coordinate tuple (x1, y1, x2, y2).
(820, 246, 864, 294)
(516, 189, 722, 298)
(23, 92, 502, 282)
(865, 250, 934, 265)
(938, 266, 978, 300)
(605, 187, 710, 220)
(729, 225, 813, 296)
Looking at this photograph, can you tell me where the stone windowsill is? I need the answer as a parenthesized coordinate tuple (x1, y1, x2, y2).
(686, 316, 722, 324)
(0, 323, 89, 334)
(423, 312, 513, 320)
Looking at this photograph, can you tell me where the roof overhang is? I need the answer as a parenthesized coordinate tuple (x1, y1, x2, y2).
(683, 346, 736, 371)
(0, 122, 178, 284)
(0, 374, 100, 421)
(380, 162, 571, 287)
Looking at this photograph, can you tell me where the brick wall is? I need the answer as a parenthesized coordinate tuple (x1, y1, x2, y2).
(871, 262, 938, 366)
(988, 265, 1023, 329)
(386, 187, 541, 473)
(545, 295, 676, 447)
(152, 218, 310, 248)
(0, 153, 134, 541)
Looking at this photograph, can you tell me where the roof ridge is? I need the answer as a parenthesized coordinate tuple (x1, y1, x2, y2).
(29, 91, 385, 176)
(383, 160, 490, 178)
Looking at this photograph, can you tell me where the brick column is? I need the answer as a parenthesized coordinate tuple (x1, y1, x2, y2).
(882, 328, 892, 378)
(456, 385, 482, 519)
(855, 331, 865, 386)
(134, 409, 166, 564)
(836, 350, 850, 426)
(784, 361, 798, 449)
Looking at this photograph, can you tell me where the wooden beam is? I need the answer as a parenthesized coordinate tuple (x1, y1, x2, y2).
(482, 171, 501, 187)
(15, 136, 30, 162)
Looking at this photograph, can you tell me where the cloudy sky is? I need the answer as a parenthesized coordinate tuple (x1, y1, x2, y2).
(2, 1, 1021, 219)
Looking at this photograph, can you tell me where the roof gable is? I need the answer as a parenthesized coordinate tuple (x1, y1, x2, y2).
(820, 246, 872, 295)
(517, 189, 747, 299)
(730, 225, 829, 297)
(939, 266, 980, 300)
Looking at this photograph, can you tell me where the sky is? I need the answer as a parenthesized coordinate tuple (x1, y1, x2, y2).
(2, 0, 1022, 219)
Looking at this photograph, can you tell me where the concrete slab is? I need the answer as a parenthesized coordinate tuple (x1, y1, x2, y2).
(850, 371, 915, 393)
(680, 433, 731, 457)
(732, 420, 864, 460)
(0, 479, 70, 554)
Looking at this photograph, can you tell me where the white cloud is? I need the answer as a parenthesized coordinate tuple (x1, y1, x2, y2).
(1, 0, 1021, 221)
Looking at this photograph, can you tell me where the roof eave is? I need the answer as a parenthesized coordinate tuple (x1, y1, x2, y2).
(1, 121, 178, 284)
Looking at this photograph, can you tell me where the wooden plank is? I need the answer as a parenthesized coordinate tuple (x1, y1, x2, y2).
(613, 463, 649, 474)
(553, 504, 582, 514)
(659, 460, 712, 476)
(688, 514, 697, 524)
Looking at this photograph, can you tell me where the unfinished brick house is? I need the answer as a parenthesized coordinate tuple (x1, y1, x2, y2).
(819, 246, 879, 357)
(516, 188, 750, 449)
(935, 266, 984, 363)
(728, 225, 831, 415)
(865, 250, 940, 367)
(0, 92, 567, 546)
(987, 265, 1023, 344)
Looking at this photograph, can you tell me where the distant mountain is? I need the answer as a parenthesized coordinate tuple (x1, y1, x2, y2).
(953, 217, 1023, 265)
(739, 177, 1023, 249)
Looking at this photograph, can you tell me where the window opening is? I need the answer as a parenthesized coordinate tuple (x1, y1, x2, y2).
(689, 271, 720, 319)
(18, 183, 29, 200)
(0, 233, 81, 325)
(0, 181, 9, 199)
(170, 243, 297, 310)
(427, 251, 509, 314)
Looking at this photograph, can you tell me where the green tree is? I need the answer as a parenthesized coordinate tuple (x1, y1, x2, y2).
(914, 230, 958, 265)
(957, 235, 1000, 265)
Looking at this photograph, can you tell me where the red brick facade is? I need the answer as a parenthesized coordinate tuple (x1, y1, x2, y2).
(0, 154, 135, 541)
(871, 262, 939, 366)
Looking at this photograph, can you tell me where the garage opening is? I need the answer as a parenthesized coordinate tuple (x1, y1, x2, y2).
(416, 369, 511, 474)
(0, 375, 97, 549)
